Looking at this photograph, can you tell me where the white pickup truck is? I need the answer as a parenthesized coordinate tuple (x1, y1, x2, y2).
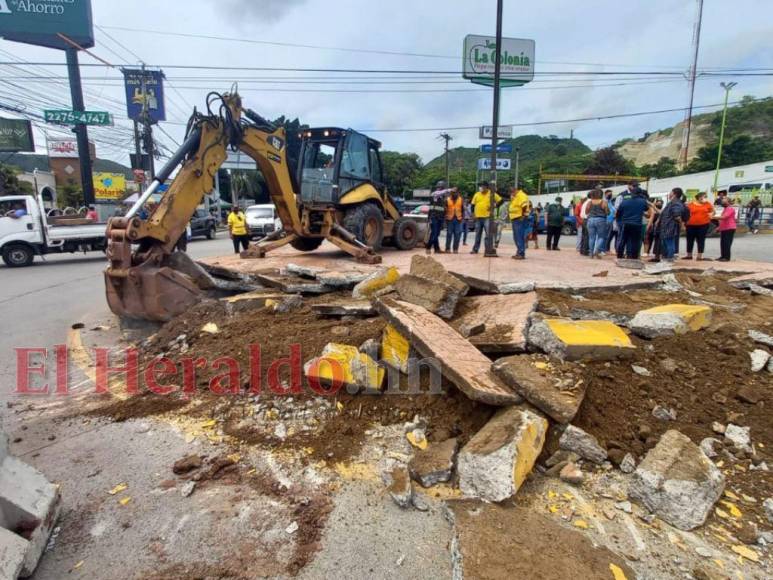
(0, 194, 107, 267)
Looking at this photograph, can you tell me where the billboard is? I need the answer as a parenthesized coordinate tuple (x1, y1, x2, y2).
(480, 142, 513, 153)
(47, 138, 78, 158)
(93, 172, 126, 200)
(479, 125, 513, 139)
(463, 35, 535, 87)
(0, 0, 94, 50)
(123, 69, 166, 123)
(0, 117, 34, 152)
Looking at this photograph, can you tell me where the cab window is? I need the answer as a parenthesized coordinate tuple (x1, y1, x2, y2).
(340, 132, 369, 180)
(369, 146, 382, 184)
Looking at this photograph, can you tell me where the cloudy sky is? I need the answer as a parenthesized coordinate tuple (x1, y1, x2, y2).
(2, 0, 773, 166)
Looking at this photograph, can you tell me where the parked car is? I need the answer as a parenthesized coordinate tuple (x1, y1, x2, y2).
(536, 212, 577, 235)
(245, 204, 282, 239)
(189, 208, 217, 239)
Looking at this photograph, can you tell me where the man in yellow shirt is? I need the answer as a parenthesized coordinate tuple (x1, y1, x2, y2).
(227, 206, 250, 254)
(508, 188, 530, 259)
(470, 181, 502, 254)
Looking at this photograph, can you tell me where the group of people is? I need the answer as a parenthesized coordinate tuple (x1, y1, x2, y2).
(424, 178, 749, 263)
(425, 180, 540, 259)
(570, 180, 740, 263)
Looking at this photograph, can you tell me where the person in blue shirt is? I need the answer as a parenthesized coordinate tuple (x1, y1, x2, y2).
(615, 185, 650, 260)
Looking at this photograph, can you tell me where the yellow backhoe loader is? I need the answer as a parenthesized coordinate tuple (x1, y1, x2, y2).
(105, 91, 419, 321)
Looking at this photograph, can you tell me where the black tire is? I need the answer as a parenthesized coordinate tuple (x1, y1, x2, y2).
(2, 244, 34, 267)
(206, 225, 216, 240)
(343, 202, 384, 251)
(562, 223, 574, 236)
(290, 236, 324, 252)
(393, 217, 419, 250)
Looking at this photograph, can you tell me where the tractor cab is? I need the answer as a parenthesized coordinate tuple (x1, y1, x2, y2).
(297, 127, 384, 205)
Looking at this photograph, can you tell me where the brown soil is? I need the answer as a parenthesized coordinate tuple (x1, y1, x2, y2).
(91, 293, 494, 464)
(538, 273, 773, 524)
(449, 500, 636, 579)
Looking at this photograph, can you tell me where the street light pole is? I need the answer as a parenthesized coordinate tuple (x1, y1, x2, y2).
(484, 0, 504, 257)
(712, 81, 737, 194)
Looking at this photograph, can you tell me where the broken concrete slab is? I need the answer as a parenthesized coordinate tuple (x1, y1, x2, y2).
(351, 266, 400, 299)
(394, 274, 464, 319)
(380, 324, 414, 374)
(358, 338, 380, 361)
(629, 304, 712, 339)
(285, 262, 326, 279)
(255, 272, 333, 294)
(220, 290, 290, 314)
(747, 283, 773, 297)
(409, 254, 469, 296)
(0, 431, 61, 578)
(311, 301, 376, 318)
(558, 425, 608, 464)
(724, 424, 752, 452)
(304, 343, 384, 392)
(409, 438, 458, 488)
(316, 270, 372, 288)
(492, 356, 586, 424)
(528, 318, 635, 361)
(375, 298, 521, 405)
(452, 293, 537, 353)
(459, 321, 485, 338)
(450, 272, 499, 294)
(629, 430, 725, 530)
(457, 406, 547, 501)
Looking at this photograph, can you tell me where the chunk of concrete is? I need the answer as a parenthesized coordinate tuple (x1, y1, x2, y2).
(386, 465, 413, 509)
(352, 266, 400, 299)
(629, 304, 712, 339)
(749, 329, 773, 348)
(380, 324, 414, 374)
(0, 527, 26, 580)
(750, 349, 770, 373)
(559, 462, 584, 485)
(620, 453, 636, 474)
(457, 407, 548, 502)
(764, 498, 773, 524)
(528, 319, 635, 361)
(628, 430, 725, 530)
(220, 290, 288, 314)
(375, 298, 521, 405)
(285, 262, 325, 279)
(452, 293, 537, 353)
(558, 425, 607, 464)
(0, 433, 61, 578)
(395, 274, 464, 319)
(724, 424, 752, 452)
(358, 338, 380, 361)
(316, 270, 372, 288)
(459, 321, 485, 338)
(409, 254, 469, 296)
(498, 281, 536, 294)
(304, 343, 384, 392)
(255, 273, 332, 294)
(492, 356, 586, 423)
(311, 301, 376, 318)
(409, 438, 459, 488)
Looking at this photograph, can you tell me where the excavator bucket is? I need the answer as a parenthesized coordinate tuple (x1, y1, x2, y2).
(104, 259, 204, 322)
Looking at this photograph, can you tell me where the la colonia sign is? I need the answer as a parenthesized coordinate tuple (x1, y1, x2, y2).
(463, 34, 535, 87)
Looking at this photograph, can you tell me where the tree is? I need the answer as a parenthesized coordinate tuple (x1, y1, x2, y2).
(58, 179, 83, 209)
(380, 151, 421, 196)
(686, 135, 773, 173)
(0, 163, 31, 196)
(639, 156, 678, 178)
(584, 147, 634, 177)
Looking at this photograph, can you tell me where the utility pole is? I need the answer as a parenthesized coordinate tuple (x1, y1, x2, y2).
(439, 132, 452, 186)
(140, 64, 156, 180)
(514, 147, 521, 190)
(484, 0, 504, 257)
(678, 0, 704, 169)
(65, 47, 95, 206)
(712, 82, 737, 194)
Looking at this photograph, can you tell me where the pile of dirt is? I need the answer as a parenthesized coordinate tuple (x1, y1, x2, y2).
(92, 293, 494, 464)
(538, 273, 773, 523)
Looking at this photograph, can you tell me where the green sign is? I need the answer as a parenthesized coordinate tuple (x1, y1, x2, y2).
(44, 109, 112, 126)
(0, 116, 34, 152)
(463, 35, 535, 88)
(0, 0, 94, 50)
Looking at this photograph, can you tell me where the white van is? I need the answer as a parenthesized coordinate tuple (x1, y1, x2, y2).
(245, 204, 282, 239)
